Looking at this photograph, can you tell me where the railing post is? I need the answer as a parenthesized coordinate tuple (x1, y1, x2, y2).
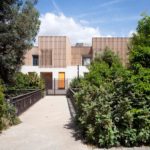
(54, 78, 56, 95)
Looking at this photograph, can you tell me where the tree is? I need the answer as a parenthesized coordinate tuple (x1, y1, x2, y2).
(129, 15, 150, 99)
(0, 0, 40, 83)
(72, 50, 124, 147)
(86, 49, 125, 86)
(127, 15, 150, 145)
(129, 15, 150, 70)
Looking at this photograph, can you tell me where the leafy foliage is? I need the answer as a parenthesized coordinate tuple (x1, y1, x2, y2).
(0, 0, 40, 83)
(72, 50, 126, 147)
(70, 26, 150, 148)
(13, 72, 45, 90)
(69, 77, 87, 91)
(70, 77, 82, 89)
(0, 80, 20, 132)
(75, 84, 119, 147)
(129, 15, 150, 69)
(0, 0, 41, 132)
(5, 72, 45, 98)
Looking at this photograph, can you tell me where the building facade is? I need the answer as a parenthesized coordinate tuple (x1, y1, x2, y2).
(21, 36, 129, 94)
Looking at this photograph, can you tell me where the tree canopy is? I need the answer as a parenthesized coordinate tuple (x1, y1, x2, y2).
(129, 15, 150, 69)
(0, 0, 40, 83)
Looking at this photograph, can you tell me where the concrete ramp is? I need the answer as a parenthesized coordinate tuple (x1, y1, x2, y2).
(0, 96, 90, 150)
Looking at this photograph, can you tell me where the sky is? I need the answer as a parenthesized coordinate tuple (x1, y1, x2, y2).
(35, 0, 150, 44)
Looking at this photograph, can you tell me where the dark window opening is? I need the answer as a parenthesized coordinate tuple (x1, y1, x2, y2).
(32, 55, 39, 66)
(82, 56, 91, 66)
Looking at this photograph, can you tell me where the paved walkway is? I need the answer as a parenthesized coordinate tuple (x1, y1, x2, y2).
(0, 96, 149, 150)
(0, 96, 90, 150)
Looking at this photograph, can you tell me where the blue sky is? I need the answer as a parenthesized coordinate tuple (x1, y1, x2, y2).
(35, 0, 150, 44)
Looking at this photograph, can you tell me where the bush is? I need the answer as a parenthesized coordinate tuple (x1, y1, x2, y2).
(13, 72, 45, 90)
(69, 77, 87, 90)
(0, 80, 6, 131)
(5, 72, 45, 97)
(70, 48, 150, 147)
(71, 50, 124, 147)
(69, 77, 82, 89)
(0, 80, 20, 132)
(75, 84, 119, 147)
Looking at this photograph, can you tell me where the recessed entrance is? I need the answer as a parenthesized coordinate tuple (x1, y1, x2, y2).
(41, 72, 53, 94)
(40, 72, 67, 95)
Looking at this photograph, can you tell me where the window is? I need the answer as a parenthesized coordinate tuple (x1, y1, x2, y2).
(32, 55, 39, 66)
(82, 56, 91, 66)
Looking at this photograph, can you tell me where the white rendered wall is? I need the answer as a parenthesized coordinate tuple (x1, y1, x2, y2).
(21, 65, 89, 80)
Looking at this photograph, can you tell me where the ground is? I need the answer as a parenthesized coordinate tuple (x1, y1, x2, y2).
(0, 96, 149, 150)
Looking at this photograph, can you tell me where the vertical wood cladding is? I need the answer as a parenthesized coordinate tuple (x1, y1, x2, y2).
(39, 36, 71, 68)
(23, 36, 130, 67)
(92, 37, 129, 65)
(71, 46, 92, 66)
(40, 50, 52, 67)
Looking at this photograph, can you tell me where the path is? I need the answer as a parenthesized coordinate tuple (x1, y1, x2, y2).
(0, 96, 91, 150)
(0, 96, 149, 150)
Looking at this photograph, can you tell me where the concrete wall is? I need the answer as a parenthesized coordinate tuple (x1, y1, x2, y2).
(21, 65, 88, 80)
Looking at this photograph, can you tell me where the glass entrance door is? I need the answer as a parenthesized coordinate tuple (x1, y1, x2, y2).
(58, 72, 65, 89)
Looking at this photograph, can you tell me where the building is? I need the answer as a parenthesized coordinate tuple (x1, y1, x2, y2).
(21, 36, 129, 94)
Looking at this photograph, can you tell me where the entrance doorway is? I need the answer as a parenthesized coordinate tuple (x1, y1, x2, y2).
(41, 72, 53, 95)
(40, 72, 68, 95)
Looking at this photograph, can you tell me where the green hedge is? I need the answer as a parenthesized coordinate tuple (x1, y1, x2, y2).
(70, 49, 150, 148)
(5, 72, 45, 97)
(13, 72, 45, 90)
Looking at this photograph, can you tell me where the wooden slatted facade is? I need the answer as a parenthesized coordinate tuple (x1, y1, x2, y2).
(24, 36, 130, 67)
(40, 50, 52, 67)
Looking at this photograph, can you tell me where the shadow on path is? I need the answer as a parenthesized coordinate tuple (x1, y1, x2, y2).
(64, 98, 86, 143)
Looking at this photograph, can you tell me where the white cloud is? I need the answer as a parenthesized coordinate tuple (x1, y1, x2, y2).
(37, 12, 101, 44)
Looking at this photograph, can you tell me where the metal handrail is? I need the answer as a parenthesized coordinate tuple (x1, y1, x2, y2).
(5, 89, 38, 98)
(8, 89, 43, 116)
(69, 88, 76, 95)
(68, 88, 77, 111)
(10, 89, 41, 101)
